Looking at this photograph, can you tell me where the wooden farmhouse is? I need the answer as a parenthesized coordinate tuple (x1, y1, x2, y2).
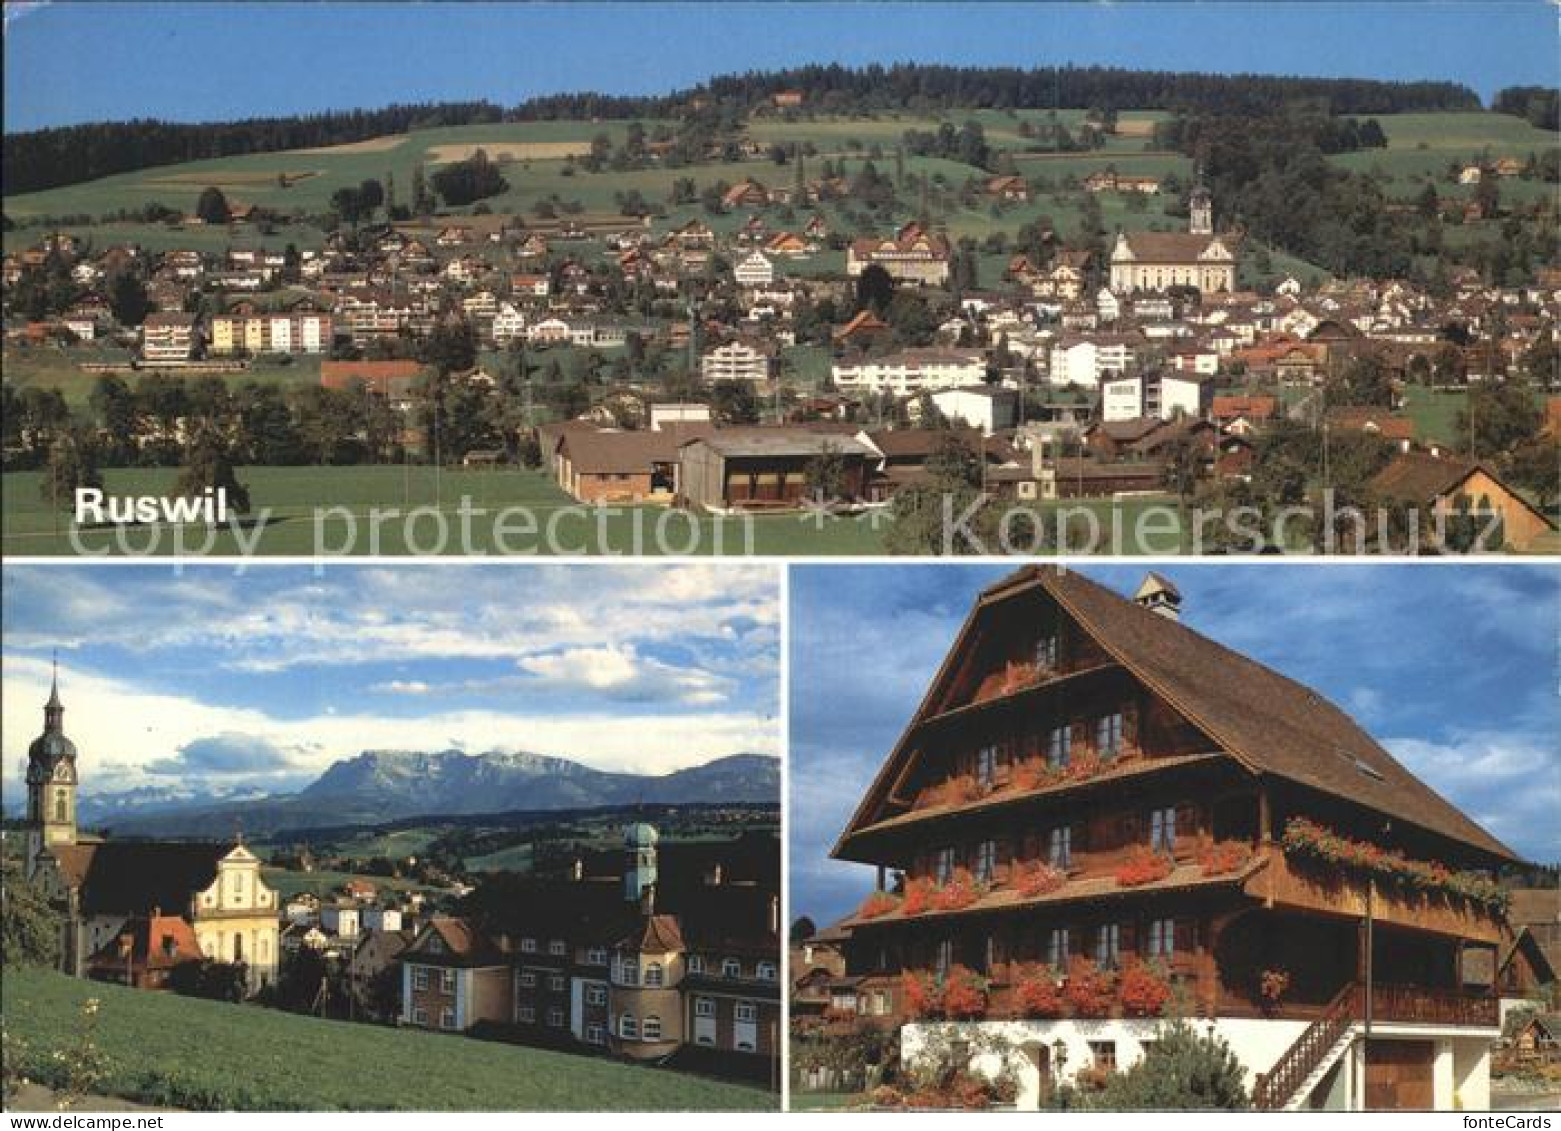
(830, 567, 1532, 1110)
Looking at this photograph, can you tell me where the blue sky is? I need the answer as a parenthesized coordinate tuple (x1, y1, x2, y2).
(2, 563, 779, 799)
(789, 563, 1561, 927)
(4, 2, 1556, 131)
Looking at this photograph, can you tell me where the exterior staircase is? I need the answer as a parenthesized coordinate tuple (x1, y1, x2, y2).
(1252, 983, 1360, 1112)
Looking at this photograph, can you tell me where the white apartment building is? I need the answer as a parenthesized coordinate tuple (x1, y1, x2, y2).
(1047, 335, 1136, 387)
(832, 349, 985, 396)
(702, 341, 775, 384)
(1101, 371, 1211, 422)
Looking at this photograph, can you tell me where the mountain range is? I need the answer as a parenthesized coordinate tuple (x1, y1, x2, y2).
(73, 749, 779, 838)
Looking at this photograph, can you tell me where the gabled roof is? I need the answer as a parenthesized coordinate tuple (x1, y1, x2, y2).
(835, 568, 1516, 864)
(405, 916, 508, 967)
(49, 842, 233, 915)
(86, 913, 205, 973)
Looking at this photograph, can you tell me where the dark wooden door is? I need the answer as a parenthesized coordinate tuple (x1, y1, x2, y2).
(1364, 1039, 1435, 1110)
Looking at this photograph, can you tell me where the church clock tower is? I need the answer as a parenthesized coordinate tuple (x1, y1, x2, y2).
(26, 661, 79, 873)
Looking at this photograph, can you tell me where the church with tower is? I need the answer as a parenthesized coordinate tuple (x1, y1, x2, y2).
(1108, 183, 1240, 293)
(22, 665, 281, 993)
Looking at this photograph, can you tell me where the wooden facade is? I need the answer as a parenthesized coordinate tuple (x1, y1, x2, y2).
(827, 568, 1515, 1109)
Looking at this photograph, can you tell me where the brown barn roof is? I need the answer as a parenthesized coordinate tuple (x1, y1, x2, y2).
(1119, 232, 1232, 264)
(837, 568, 1516, 864)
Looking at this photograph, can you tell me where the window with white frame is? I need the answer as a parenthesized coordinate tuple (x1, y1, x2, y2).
(1149, 807, 1177, 853)
(721, 957, 741, 978)
(439, 1007, 456, 1030)
(440, 968, 456, 993)
(695, 997, 715, 1018)
(620, 1014, 638, 1039)
(1047, 927, 1070, 969)
(585, 947, 608, 966)
(735, 1001, 757, 1023)
(643, 1015, 662, 1040)
(687, 954, 704, 974)
(547, 1007, 565, 1028)
(1046, 725, 1071, 768)
(413, 1006, 428, 1026)
(1096, 713, 1124, 759)
(974, 839, 997, 883)
(549, 973, 566, 993)
(1036, 632, 1060, 670)
(519, 970, 537, 988)
(412, 967, 429, 991)
(976, 744, 997, 787)
(520, 937, 538, 953)
(1148, 917, 1175, 959)
(1094, 923, 1122, 970)
(644, 962, 664, 987)
(548, 939, 567, 957)
(518, 1005, 536, 1023)
(1048, 825, 1072, 869)
(933, 845, 956, 884)
(757, 961, 777, 982)
(619, 958, 639, 985)
(586, 1024, 605, 1045)
(586, 985, 607, 1006)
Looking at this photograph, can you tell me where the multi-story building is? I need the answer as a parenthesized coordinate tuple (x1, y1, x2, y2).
(1047, 334, 1137, 388)
(400, 824, 781, 1077)
(209, 307, 333, 355)
(734, 251, 776, 287)
(847, 222, 951, 286)
(23, 668, 280, 993)
(832, 349, 985, 397)
(1100, 370, 1212, 422)
(830, 568, 1518, 1111)
(702, 341, 776, 385)
(140, 311, 201, 362)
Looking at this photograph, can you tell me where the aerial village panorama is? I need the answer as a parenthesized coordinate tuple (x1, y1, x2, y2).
(1, 13, 1558, 556)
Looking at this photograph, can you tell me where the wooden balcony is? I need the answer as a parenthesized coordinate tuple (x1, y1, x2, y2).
(1368, 983, 1498, 1028)
(1244, 850, 1504, 945)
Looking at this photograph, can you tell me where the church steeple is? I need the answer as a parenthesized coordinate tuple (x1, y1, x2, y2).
(44, 652, 64, 732)
(27, 655, 80, 870)
(1189, 180, 1213, 237)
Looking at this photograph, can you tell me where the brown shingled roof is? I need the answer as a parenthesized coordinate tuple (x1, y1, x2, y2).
(837, 568, 1516, 864)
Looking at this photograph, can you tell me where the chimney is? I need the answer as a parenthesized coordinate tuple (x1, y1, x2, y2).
(1133, 572, 1182, 622)
(570, 858, 584, 882)
(707, 863, 724, 887)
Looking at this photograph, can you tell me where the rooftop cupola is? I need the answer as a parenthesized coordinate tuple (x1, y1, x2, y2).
(1134, 572, 1183, 621)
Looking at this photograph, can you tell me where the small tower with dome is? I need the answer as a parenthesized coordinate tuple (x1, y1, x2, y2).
(622, 821, 659, 902)
(1189, 183, 1214, 236)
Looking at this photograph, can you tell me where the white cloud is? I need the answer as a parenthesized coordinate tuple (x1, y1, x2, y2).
(3, 655, 777, 798)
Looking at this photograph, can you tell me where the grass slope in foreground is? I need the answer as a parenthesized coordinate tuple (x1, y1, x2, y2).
(3, 966, 774, 1111)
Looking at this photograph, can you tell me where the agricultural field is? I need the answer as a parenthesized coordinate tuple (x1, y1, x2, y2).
(1, 344, 322, 406)
(2, 966, 774, 1111)
(1326, 111, 1557, 204)
(0, 462, 1199, 556)
(3, 109, 1546, 258)
(259, 866, 445, 901)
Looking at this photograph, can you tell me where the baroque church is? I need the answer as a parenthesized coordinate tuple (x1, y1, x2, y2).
(1108, 184, 1240, 293)
(23, 666, 281, 992)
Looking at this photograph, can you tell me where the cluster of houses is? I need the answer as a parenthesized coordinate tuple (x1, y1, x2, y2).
(4, 183, 1557, 545)
(19, 668, 780, 1082)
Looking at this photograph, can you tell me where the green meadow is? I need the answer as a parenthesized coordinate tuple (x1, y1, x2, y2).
(3, 966, 773, 1111)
